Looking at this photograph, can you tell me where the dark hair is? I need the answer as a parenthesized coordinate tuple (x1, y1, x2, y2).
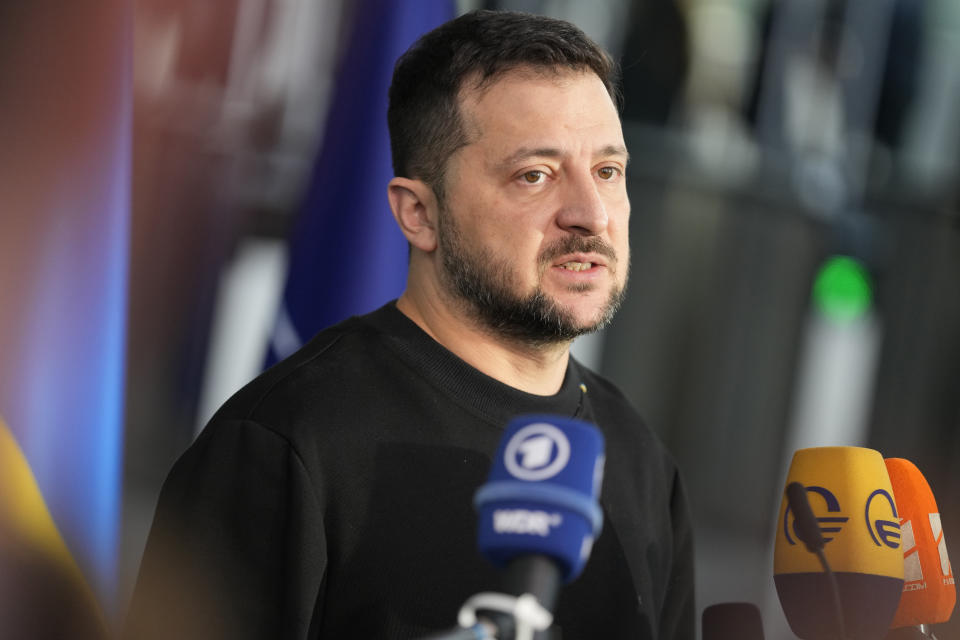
(387, 10, 620, 199)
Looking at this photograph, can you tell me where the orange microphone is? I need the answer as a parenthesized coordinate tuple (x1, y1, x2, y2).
(885, 458, 956, 631)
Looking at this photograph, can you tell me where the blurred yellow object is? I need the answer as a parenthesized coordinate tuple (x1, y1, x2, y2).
(0, 417, 107, 639)
(0, 418, 79, 569)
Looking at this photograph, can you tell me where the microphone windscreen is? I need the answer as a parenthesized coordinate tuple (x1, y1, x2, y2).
(702, 602, 764, 640)
(474, 415, 604, 582)
(885, 457, 956, 627)
(774, 446, 904, 639)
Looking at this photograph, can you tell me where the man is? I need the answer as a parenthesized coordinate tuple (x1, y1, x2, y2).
(127, 10, 694, 640)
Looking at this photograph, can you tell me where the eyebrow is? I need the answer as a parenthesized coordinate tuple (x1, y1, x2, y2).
(496, 144, 630, 168)
(600, 144, 631, 164)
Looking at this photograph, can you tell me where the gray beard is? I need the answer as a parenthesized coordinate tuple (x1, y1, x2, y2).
(436, 207, 627, 346)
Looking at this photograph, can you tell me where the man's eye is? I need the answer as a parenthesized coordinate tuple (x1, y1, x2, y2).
(522, 170, 544, 184)
(597, 166, 620, 180)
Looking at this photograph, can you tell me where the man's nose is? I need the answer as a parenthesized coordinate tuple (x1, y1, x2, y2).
(555, 172, 608, 236)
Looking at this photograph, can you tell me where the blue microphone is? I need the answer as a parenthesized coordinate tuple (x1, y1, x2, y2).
(422, 416, 605, 640)
(474, 415, 605, 585)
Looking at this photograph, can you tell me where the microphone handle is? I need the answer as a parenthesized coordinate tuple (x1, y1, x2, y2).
(499, 554, 562, 640)
(502, 554, 563, 613)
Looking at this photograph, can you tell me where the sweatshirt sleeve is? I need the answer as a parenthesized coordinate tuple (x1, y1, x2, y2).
(659, 466, 696, 640)
(125, 419, 326, 640)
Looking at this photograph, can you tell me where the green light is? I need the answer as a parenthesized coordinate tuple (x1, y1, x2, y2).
(812, 255, 873, 322)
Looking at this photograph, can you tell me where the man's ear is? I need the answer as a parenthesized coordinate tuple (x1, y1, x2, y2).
(387, 177, 438, 252)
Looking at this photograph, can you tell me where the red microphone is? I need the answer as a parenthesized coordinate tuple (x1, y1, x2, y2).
(885, 458, 956, 629)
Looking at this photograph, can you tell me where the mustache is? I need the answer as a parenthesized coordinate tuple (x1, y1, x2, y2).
(539, 235, 618, 265)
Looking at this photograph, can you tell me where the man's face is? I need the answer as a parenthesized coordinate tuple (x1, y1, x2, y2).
(436, 68, 630, 344)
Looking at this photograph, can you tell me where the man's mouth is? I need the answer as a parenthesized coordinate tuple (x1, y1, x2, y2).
(542, 236, 617, 273)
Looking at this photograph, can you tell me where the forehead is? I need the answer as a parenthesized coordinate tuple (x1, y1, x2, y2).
(457, 68, 623, 149)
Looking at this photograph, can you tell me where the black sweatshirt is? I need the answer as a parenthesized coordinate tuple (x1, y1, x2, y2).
(126, 302, 695, 639)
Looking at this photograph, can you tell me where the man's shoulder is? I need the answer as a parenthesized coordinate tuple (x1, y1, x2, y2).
(208, 307, 402, 430)
(571, 359, 678, 467)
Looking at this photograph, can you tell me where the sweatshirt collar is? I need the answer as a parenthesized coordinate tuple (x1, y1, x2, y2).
(364, 302, 585, 427)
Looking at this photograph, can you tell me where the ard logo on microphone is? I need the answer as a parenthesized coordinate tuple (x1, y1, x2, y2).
(504, 423, 571, 481)
(784, 486, 850, 545)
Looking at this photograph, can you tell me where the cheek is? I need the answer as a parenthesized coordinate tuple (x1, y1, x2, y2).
(452, 186, 554, 259)
(495, 232, 542, 263)
(609, 209, 631, 270)
(610, 201, 630, 241)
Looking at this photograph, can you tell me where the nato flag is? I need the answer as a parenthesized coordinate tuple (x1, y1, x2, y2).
(267, 0, 454, 364)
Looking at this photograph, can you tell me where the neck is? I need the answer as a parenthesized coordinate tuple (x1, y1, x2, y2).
(396, 288, 572, 396)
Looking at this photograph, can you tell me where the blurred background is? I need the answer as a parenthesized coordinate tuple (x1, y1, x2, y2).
(1, 0, 959, 638)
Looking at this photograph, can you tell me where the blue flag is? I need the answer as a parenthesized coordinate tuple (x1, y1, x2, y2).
(267, 0, 454, 364)
(0, 3, 130, 612)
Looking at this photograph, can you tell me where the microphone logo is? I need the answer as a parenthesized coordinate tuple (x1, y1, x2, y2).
(865, 489, 901, 549)
(930, 513, 956, 586)
(898, 512, 953, 592)
(784, 485, 849, 545)
(900, 519, 925, 591)
(503, 422, 570, 482)
(503, 423, 571, 482)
